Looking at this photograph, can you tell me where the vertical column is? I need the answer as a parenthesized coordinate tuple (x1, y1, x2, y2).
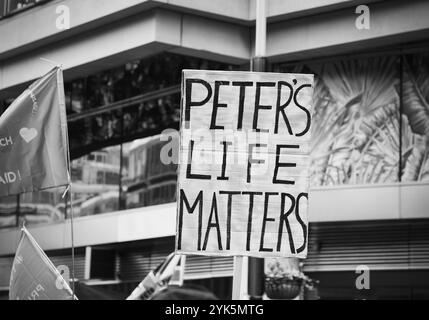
(247, 0, 267, 301)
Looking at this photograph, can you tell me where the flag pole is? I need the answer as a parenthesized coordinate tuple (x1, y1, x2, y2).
(60, 132, 76, 299)
(54, 63, 76, 299)
(69, 183, 76, 297)
(39, 60, 75, 297)
(65, 123, 76, 297)
(62, 179, 76, 297)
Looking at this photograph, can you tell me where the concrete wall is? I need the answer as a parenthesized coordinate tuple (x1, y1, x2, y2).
(2, 0, 429, 94)
(0, 8, 251, 96)
(0, 0, 371, 58)
(267, 0, 429, 61)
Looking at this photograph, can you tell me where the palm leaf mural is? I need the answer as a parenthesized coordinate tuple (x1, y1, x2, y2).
(352, 103, 400, 184)
(309, 77, 343, 185)
(401, 54, 429, 182)
(308, 56, 400, 186)
(402, 58, 429, 138)
(402, 134, 429, 182)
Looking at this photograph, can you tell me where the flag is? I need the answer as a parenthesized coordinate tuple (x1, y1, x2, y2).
(9, 227, 76, 300)
(126, 253, 182, 300)
(0, 66, 69, 197)
(126, 270, 159, 300)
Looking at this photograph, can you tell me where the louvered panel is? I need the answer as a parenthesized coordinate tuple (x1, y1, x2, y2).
(151, 251, 171, 274)
(0, 252, 85, 287)
(48, 253, 86, 280)
(118, 252, 152, 281)
(184, 256, 234, 280)
(118, 249, 170, 282)
(304, 220, 429, 272)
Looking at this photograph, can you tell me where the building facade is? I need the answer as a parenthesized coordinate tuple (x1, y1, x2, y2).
(1, 0, 429, 299)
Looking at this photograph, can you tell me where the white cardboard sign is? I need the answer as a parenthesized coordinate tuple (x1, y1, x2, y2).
(176, 70, 314, 258)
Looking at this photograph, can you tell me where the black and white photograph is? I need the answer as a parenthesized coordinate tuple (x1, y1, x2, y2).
(0, 0, 429, 306)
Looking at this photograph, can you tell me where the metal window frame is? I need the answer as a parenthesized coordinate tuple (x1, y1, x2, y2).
(67, 85, 181, 122)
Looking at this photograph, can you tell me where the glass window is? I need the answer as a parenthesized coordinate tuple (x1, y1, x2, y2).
(0, 0, 6, 17)
(69, 79, 85, 114)
(68, 109, 123, 160)
(122, 92, 181, 139)
(0, 195, 18, 229)
(7, 0, 36, 13)
(0, 98, 13, 117)
(65, 52, 237, 164)
(86, 72, 114, 110)
(122, 133, 178, 209)
(65, 52, 236, 115)
(64, 81, 72, 112)
(70, 145, 121, 218)
(1, 53, 238, 225)
(19, 187, 66, 227)
(0, 99, 5, 115)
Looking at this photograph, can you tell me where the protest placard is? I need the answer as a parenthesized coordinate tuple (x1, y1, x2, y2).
(176, 70, 313, 258)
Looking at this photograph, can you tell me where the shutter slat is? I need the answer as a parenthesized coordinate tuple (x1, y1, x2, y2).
(184, 256, 234, 279)
(48, 253, 86, 280)
(304, 220, 429, 272)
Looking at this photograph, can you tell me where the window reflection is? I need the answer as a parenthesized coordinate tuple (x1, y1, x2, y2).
(122, 134, 178, 209)
(0, 52, 237, 228)
(68, 91, 181, 161)
(7, 0, 37, 13)
(0, 195, 18, 229)
(64, 53, 234, 116)
(87, 72, 115, 109)
(70, 80, 85, 114)
(122, 93, 180, 136)
(68, 133, 179, 217)
(69, 110, 123, 160)
(0, 1, 6, 17)
(70, 146, 121, 217)
(18, 187, 66, 227)
(0, 1, 58, 20)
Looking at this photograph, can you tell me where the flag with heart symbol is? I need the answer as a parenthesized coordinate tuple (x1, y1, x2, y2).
(0, 66, 70, 197)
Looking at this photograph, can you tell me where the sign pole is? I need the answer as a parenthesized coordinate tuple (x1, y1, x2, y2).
(176, 4, 313, 299)
(247, 0, 267, 301)
(232, 256, 244, 299)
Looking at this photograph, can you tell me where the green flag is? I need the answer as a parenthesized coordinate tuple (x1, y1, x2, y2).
(0, 67, 70, 197)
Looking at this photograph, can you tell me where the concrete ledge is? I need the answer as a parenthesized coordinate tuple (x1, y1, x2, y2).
(0, 0, 368, 59)
(1, 183, 428, 256)
(267, 0, 429, 61)
(2, 1, 429, 93)
(0, 8, 251, 95)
